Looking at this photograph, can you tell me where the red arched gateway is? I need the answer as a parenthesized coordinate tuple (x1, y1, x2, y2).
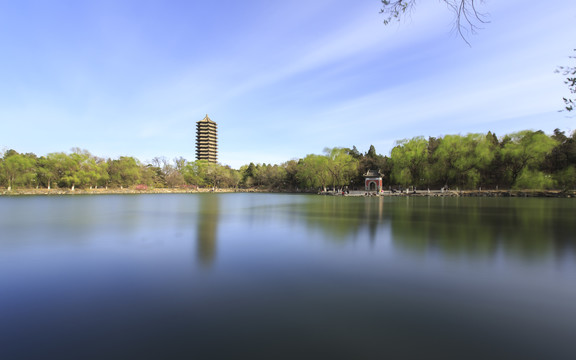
(364, 169, 383, 192)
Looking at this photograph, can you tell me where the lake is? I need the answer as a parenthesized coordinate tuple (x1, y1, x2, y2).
(1, 194, 575, 359)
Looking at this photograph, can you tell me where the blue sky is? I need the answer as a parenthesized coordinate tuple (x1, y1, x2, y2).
(1, 0, 575, 169)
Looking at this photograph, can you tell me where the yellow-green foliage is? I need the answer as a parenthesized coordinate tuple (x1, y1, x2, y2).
(514, 169, 556, 190)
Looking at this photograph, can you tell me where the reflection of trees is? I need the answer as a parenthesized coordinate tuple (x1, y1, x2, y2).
(196, 194, 219, 268)
(389, 198, 576, 260)
(294, 196, 576, 261)
(290, 196, 389, 243)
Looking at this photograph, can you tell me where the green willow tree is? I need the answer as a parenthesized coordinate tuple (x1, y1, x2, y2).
(45, 152, 70, 188)
(108, 157, 141, 188)
(324, 147, 359, 190)
(432, 134, 494, 189)
(390, 136, 429, 186)
(181, 160, 209, 187)
(297, 154, 330, 191)
(501, 131, 558, 189)
(59, 153, 82, 190)
(1, 150, 36, 190)
(205, 162, 225, 188)
(36, 156, 57, 189)
(73, 151, 107, 189)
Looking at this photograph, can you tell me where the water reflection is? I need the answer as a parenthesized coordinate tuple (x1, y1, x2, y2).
(1, 194, 575, 359)
(285, 196, 390, 243)
(0, 196, 103, 248)
(287, 196, 576, 261)
(1, 195, 574, 263)
(195, 194, 219, 268)
(388, 197, 576, 261)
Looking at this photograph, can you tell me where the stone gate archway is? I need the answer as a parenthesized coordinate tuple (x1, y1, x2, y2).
(364, 170, 383, 192)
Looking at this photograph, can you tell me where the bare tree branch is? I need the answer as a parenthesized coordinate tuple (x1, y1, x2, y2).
(380, 0, 489, 45)
(556, 49, 576, 112)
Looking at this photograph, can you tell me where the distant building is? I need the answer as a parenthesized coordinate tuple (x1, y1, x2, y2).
(364, 169, 383, 191)
(196, 114, 218, 163)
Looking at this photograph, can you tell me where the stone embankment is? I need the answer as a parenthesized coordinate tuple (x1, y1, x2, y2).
(2, 188, 574, 198)
(328, 189, 575, 198)
(0, 187, 266, 196)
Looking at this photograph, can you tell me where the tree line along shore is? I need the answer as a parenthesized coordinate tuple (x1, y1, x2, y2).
(3, 188, 574, 199)
(1, 129, 575, 194)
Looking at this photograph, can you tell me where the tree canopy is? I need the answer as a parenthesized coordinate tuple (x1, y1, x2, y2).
(1, 129, 575, 192)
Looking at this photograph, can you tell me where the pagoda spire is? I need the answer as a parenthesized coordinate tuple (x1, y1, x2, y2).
(196, 114, 218, 163)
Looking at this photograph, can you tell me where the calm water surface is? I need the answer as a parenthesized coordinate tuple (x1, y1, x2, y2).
(1, 194, 575, 359)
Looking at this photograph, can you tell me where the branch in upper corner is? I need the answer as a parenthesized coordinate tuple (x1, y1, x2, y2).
(556, 49, 576, 112)
(380, 0, 489, 45)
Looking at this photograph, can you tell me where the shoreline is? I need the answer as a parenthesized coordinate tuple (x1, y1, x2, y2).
(331, 189, 576, 198)
(1, 188, 574, 198)
(0, 187, 268, 196)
